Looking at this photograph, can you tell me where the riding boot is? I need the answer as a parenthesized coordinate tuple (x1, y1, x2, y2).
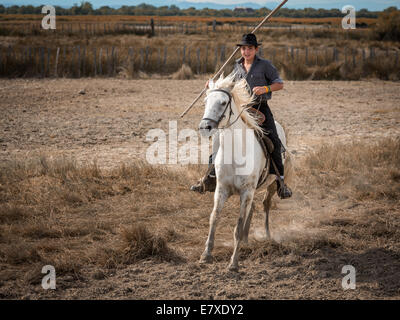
(190, 164, 216, 194)
(276, 179, 292, 199)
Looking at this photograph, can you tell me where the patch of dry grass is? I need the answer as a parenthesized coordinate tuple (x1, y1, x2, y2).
(0, 156, 191, 291)
(1, 137, 399, 297)
(172, 64, 194, 80)
(299, 137, 400, 201)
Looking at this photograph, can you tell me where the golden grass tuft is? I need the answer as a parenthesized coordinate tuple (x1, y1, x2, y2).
(120, 224, 171, 262)
(172, 64, 194, 80)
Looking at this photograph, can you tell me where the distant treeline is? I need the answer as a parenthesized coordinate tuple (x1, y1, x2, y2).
(1, 2, 397, 18)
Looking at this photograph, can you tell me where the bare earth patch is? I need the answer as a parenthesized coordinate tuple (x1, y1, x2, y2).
(0, 78, 399, 299)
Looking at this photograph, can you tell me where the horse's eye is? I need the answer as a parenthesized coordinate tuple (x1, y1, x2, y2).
(221, 101, 227, 105)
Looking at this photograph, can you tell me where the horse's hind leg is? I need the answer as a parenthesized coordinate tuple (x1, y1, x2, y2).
(263, 181, 277, 239)
(200, 187, 229, 264)
(228, 190, 255, 272)
(242, 202, 255, 244)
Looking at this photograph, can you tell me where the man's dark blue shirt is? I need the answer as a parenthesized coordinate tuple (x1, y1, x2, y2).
(232, 55, 283, 102)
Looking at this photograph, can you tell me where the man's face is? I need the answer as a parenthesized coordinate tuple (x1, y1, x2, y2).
(240, 45, 258, 61)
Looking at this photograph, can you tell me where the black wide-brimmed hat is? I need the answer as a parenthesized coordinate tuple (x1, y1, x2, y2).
(236, 33, 262, 47)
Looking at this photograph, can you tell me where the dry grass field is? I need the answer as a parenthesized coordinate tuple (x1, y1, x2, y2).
(0, 78, 399, 299)
(0, 14, 378, 26)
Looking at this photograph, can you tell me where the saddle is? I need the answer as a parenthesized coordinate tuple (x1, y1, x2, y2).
(254, 131, 276, 189)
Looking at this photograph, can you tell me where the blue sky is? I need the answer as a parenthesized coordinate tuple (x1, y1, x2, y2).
(3, 0, 399, 11)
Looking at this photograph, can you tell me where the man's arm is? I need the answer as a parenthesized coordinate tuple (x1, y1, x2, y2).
(253, 82, 283, 95)
(252, 60, 283, 95)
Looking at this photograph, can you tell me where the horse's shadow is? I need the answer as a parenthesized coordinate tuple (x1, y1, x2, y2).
(311, 247, 400, 297)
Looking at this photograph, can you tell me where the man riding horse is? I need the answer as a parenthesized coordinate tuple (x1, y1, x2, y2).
(190, 33, 292, 199)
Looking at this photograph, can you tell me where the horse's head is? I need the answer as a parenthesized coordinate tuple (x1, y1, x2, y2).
(199, 75, 235, 137)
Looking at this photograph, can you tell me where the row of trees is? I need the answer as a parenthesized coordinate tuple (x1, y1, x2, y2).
(1, 2, 397, 18)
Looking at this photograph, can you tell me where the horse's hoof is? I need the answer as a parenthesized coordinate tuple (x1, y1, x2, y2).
(228, 264, 239, 272)
(199, 254, 213, 264)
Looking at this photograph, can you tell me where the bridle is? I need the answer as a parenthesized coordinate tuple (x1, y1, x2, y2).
(202, 88, 252, 130)
(201, 89, 233, 129)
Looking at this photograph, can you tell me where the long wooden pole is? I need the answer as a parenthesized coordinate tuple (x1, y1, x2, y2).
(180, 0, 288, 118)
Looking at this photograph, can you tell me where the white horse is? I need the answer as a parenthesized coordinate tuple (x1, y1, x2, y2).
(198, 74, 288, 271)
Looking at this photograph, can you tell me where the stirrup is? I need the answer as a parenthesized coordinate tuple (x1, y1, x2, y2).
(190, 175, 216, 194)
(190, 179, 206, 194)
(277, 181, 292, 199)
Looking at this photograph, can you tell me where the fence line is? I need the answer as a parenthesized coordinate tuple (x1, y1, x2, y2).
(0, 44, 399, 78)
(1, 20, 338, 37)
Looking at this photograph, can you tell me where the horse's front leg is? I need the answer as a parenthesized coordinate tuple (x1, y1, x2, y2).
(200, 186, 229, 264)
(228, 190, 255, 272)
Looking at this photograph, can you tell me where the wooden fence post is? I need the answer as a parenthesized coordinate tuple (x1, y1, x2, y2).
(305, 47, 308, 65)
(98, 48, 103, 75)
(196, 48, 200, 74)
(140, 48, 144, 70)
(106, 47, 109, 75)
(0, 48, 3, 74)
(61, 47, 68, 75)
(77, 45, 81, 78)
(150, 18, 155, 37)
(93, 47, 97, 76)
(40, 47, 45, 77)
(128, 47, 134, 76)
(214, 46, 218, 69)
(69, 46, 74, 77)
(82, 46, 86, 76)
(111, 46, 116, 75)
(290, 46, 294, 62)
(183, 45, 186, 64)
(54, 47, 60, 77)
(220, 45, 225, 62)
(158, 47, 161, 69)
(163, 47, 167, 68)
(145, 46, 149, 69)
(204, 45, 208, 73)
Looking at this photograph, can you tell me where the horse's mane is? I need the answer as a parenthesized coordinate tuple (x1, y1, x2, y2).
(211, 73, 264, 135)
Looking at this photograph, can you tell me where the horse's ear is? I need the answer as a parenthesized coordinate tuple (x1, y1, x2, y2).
(208, 78, 214, 89)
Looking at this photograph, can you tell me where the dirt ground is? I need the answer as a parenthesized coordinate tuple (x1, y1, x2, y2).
(0, 78, 399, 300)
(1, 78, 399, 166)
